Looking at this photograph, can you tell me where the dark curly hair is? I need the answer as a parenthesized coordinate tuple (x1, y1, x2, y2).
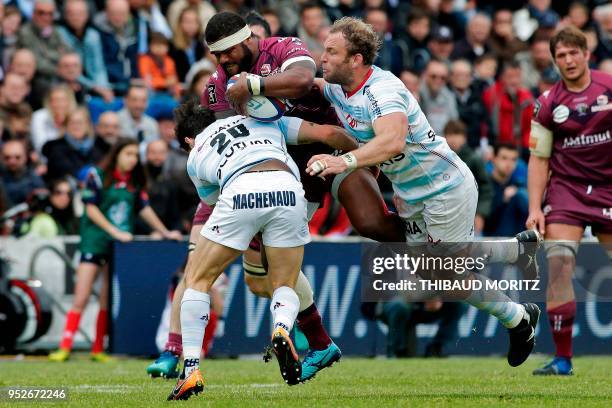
(174, 98, 217, 151)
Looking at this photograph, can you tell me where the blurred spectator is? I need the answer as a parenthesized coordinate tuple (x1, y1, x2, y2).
(31, 84, 77, 153)
(593, 4, 612, 63)
(1, 139, 45, 206)
(449, 59, 487, 149)
(2, 6, 23, 70)
(419, 59, 458, 136)
(443, 120, 492, 235)
(473, 53, 497, 88)
(427, 25, 454, 66)
(515, 33, 555, 91)
(482, 60, 534, 157)
(513, 0, 558, 41)
(488, 9, 527, 62)
(535, 65, 560, 97)
(182, 66, 213, 102)
(0, 72, 30, 114)
(599, 58, 612, 74)
(183, 57, 215, 98)
(23, 178, 79, 236)
(7, 49, 39, 108)
(94, 110, 121, 153)
(139, 32, 180, 97)
(5, 103, 32, 139)
(297, 2, 327, 65)
(399, 69, 420, 102)
(118, 84, 159, 143)
(364, 8, 405, 76)
(169, 6, 206, 83)
(216, 0, 249, 15)
(245, 10, 271, 39)
(134, 139, 181, 234)
(451, 13, 491, 63)
(166, 0, 216, 34)
(398, 7, 431, 73)
(437, 0, 466, 39)
(93, 0, 138, 96)
(261, 8, 282, 37)
(58, 0, 114, 103)
(42, 106, 105, 180)
(54, 52, 87, 103)
(563, 1, 592, 30)
(483, 143, 528, 237)
(372, 298, 465, 358)
(130, 0, 172, 53)
(17, 0, 72, 95)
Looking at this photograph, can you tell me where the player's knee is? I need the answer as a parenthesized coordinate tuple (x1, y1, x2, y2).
(545, 241, 578, 280)
(244, 274, 270, 298)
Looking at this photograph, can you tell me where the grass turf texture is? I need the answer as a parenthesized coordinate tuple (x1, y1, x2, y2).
(0, 357, 611, 407)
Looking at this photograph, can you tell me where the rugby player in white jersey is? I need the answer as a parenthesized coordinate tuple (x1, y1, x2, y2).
(307, 17, 541, 368)
(166, 99, 357, 401)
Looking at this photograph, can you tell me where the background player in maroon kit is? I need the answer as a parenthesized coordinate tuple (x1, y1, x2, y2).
(526, 26, 612, 376)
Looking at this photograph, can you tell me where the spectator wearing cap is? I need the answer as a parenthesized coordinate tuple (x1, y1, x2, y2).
(449, 59, 487, 149)
(1, 139, 45, 206)
(443, 120, 492, 236)
(17, 0, 72, 95)
(166, 0, 216, 35)
(535, 66, 560, 97)
(488, 9, 528, 62)
(419, 59, 458, 136)
(398, 7, 431, 73)
(482, 60, 534, 158)
(451, 13, 491, 63)
(428, 25, 454, 66)
(58, 0, 114, 103)
(365, 8, 405, 76)
(117, 84, 159, 143)
(93, 0, 139, 97)
(515, 33, 555, 92)
(169, 5, 206, 83)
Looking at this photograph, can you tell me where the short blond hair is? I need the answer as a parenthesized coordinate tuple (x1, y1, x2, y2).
(329, 17, 380, 66)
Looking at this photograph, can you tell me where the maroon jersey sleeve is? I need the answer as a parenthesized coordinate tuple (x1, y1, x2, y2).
(201, 68, 231, 112)
(533, 89, 555, 129)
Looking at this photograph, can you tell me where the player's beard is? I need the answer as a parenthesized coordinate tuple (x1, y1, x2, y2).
(324, 60, 353, 87)
(221, 43, 254, 77)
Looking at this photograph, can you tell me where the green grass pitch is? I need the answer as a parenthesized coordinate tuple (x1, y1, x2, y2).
(1, 356, 611, 407)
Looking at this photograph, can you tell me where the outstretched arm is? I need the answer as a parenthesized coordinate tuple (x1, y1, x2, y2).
(297, 121, 358, 151)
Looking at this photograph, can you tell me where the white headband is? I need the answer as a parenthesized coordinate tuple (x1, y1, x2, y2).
(208, 25, 252, 52)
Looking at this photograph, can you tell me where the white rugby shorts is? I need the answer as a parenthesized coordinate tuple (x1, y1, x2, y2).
(201, 171, 310, 250)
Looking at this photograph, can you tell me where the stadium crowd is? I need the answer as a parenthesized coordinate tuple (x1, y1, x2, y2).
(0, 0, 610, 239)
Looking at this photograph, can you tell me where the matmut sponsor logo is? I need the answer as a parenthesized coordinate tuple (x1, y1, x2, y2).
(562, 130, 611, 148)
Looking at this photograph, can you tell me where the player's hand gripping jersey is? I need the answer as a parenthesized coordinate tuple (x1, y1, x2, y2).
(323, 66, 470, 205)
(186, 115, 303, 204)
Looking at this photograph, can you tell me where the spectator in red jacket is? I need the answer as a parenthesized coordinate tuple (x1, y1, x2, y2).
(482, 60, 534, 159)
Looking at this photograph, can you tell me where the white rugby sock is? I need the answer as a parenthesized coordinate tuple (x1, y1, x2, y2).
(476, 239, 519, 263)
(181, 288, 210, 375)
(270, 286, 300, 333)
(464, 275, 525, 328)
(294, 271, 314, 313)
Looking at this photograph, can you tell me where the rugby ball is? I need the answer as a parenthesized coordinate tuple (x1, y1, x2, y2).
(227, 75, 286, 122)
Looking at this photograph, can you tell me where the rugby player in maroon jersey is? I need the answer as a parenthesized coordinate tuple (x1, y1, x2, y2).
(527, 26, 612, 376)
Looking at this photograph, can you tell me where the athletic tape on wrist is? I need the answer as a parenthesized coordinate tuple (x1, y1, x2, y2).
(246, 74, 263, 96)
(341, 152, 357, 169)
(208, 25, 251, 52)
